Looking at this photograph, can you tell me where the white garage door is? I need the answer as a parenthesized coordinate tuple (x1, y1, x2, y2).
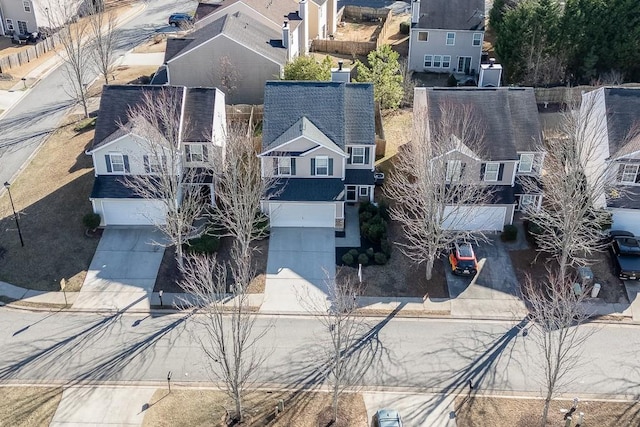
(269, 203, 335, 228)
(100, 200, 166, 226)
(611, 209, 640, 236)
(442, 206, 507, 231)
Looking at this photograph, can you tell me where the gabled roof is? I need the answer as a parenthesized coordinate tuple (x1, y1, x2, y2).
(262, 81, 375, 151)
(195, 0, 302, 30)
(417, 0, 485, 31)
(183, 87, 218, 142)
(264, 117, 344, 154)
(602, 87, 640, 159)
(417, 87, 543, 161)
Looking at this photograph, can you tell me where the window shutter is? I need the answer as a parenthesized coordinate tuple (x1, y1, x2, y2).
(273, 158, 278, 175)
(479, 163, 486, 180)
(143, 155, 150, 173)
(123, 155, 130, 173)
(347, 147, 352, 164)
(328, 158, 334, 176)
(202, 145, 209, 162)
(364, 147, 370, 164)
(498, 163, 504, 181)
(311, 158, 316, 176)
(636, 167, 640, 183)
(460, 162, 466, 179)
(105, 154, 112, 172)
(617, 164, 624, 182)
(291, 158, 296, 176)
(185, 145, 191, 161)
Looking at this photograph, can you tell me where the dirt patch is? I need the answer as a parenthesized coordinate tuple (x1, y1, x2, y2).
(0, 118, 99, 291)
(87, 65, 160, 97)
(455, 396, 640, 427)
(334, 21, 380, 43)
(377, 108, 411, 168)
(132, 36, 168, 54)
(141, 389, 367, 427)
(0, 386, 63, 426)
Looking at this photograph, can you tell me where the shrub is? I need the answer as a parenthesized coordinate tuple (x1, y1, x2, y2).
(501, 224, 518, 241)
(365, 223, 386, 243)
(359, 211, 373, 223)
(186, 233, 220, 254)
(369, 214, 384, 225)
(360, 222, 370, 237)
(399, 21, 410, 35)
(357, 253, 369, 265)
(359, 201, 372, 214)
(74, 117, 97, 132)
(374, 252, 388, 265)
(82, 212, 101, 231)
(366, 202, 378, 214)
(447, 74, 458, 87)
(253, 213, 270, 239)
(366, 247, 375, 257)
(378, 200, 390, 221)
(342, 253, 355, 265)
(381, 238, 392, 256)
(348, 248, 359, 257)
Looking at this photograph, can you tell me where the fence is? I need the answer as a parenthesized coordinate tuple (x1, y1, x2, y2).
(534, 84, 640, 105)
(0, 34, 60, 74)
(374, 102, 386, 158)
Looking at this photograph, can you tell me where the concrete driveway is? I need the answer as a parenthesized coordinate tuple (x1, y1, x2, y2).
(260, 228, 335, 313)
(446, 238, 528, 318)
(73, 227, 166, 311)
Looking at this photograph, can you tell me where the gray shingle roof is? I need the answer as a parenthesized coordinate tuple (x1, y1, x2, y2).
(418, 0, 485, 31)
(183, 87, 217, 142)
(345, 169, 375, 185)
(608, 186, 640, 209)
(90, 175, 141, 199)
(422, 87, 542, 160)
(603, 88, 640, 158)
(267, 178, 345, 201)
(164, 15, 227, 62)
(195, 0, 302, 30)
(164, 38, 199, 63)
(150, 65, 168, 85)
(266, 117, 343, 152)
(195, 2, 225, 21)
(262, 81, 375, 151)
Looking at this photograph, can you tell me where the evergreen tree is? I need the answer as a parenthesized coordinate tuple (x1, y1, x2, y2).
(355, 45, 403, 110)
(283, 55, 333, 81)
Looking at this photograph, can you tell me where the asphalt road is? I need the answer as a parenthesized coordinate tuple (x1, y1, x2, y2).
(1, 308, 639, 403)
(0, 0, 197, 186)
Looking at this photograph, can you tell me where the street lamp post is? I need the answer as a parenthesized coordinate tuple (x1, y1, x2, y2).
(4, 182, 24, 247)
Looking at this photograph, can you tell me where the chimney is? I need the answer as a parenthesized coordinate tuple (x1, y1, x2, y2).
(411, 0, 420, 25)
(489, 58, 495, 67)
(331, 61, 351, 82)
(299, 0, 309, 55)
(282, 21, 289, 49)
(478, 60, 503, 87)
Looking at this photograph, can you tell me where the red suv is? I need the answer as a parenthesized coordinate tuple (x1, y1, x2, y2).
(448, 242, 478, 276)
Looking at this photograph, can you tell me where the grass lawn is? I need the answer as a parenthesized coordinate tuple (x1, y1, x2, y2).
(142, 389, 367, 427)
(0, 386, 63, 426)
(455, 396, 640, 427)
(0, 118, 98, 291)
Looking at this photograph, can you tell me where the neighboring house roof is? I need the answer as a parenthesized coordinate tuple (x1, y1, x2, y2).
(267, 178, 345, 201)
(419, 87, 542, 161)
(90, 175, 142, 199)
(195, 0, 302, 30)
(345, 169, 375, 185)
(183, 87, 218, 142)
(417, 0, 485, 31)
(602, 87, 640, 159)
(194, 1, 225, 21)
(150, 65, 168, 85)
(608, 186, 640, 210)
(262, 81, 375, 151)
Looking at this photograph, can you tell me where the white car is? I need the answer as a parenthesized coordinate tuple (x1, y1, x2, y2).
(374, 408, 403, 427)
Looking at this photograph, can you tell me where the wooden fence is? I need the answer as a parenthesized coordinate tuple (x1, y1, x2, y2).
(534, 84, 640, 105)
(0, 33, 61, 74)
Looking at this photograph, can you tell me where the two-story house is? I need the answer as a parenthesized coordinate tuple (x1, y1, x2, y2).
(258, 75, 376, 232)
(408, 0, 485, 74)
(581, 87, 640, 235)
(160, 0, 338, 104)
(414, 87, 544, 231)
(86, 84, 226, 227)
(0, 0, 86, 35)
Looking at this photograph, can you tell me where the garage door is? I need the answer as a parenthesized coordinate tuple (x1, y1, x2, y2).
(611, 209, 640, 236)
(269, 203, 335, 228)
(442, 206, 507, 231)
(100, 200, 166, 226)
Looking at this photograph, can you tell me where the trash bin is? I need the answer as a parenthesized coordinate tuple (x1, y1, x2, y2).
(577, 266, 594, 285)
(591, 283, 601, 298)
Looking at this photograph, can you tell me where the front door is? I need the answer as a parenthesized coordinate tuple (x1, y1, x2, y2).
(17, 21, 27, 35)
(458, 56, 472, 74)
(346, 185, 357, 202)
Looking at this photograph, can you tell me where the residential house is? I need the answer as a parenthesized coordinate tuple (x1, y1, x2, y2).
(408, 0, 485, 74)
(0, 0, 88, 36)
(581, 87, 640, 235)
(414, 87, 544, 231)
(258, 74, 376, 231)
(86, 85, 226, 227)
(161, 0, 338, 104)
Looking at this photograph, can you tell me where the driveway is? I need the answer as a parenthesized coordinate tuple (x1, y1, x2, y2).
(260, 228, 335, 313)
(446, 237, 528, 318)
(73, 227, 166, 311)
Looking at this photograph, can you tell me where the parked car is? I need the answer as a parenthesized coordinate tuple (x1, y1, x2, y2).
(448, 241, 478, 276)
(374, 409, 403, 427)
(168, 13, 193, 27)
(609, 230, 640, 280)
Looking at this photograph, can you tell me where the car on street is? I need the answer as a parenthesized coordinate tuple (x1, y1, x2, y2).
(374, 408, 403, 427)
(168, 13, 193, 27)
(609, 230, 640, 280)
(448, 241, 478, 276)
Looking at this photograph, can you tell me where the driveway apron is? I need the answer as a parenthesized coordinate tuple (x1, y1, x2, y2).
(260, 227, 336, 313)
(73, 227, 166, 311)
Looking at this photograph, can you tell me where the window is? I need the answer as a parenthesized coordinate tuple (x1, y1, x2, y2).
(277, 157, 291, 175)
(446, 160, 463, 182)
(424, 55, 433, 67)
(186, 144, 204, 162)
(484, 162, 500, 181)
(519, 195, 538, 211)
(110, 154, 125, 173)
(473, 33, 482, 47)
(17, 21, 27, 34)
(518, 153, 535, 173)
(351, 147, 365, 164)
(5, 19, 14, 31)
(442, 55, 451, 68)
(315, 156, 329, 176)
(418, 31, 428, 41)
(433, 55, 442, 68)
(621, 164, 640, 184)
(145, 155, 163, 173)
(446, 32, 455, 46)
(359, 186, 369, 197)
(23, 1, 31, 12)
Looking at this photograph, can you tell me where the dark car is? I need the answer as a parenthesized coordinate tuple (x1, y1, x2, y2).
(168, 13, 193, 27)
(448, 242, 478, 276)
(609, 230, 640, 280)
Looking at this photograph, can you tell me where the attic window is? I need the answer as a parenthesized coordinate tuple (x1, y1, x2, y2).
(621, 164, 640, 184)
(418, 31, 428, 42)
(518, 154, 535, 173)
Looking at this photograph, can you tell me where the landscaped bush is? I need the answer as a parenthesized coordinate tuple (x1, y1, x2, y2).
(366, 247, 375, 257)
(399, 21, 410, 34)
(186, 233, 220, 254)
(82, 212, 101, 231)
(365, 222, 386, 243)
(501, 224, 518, 241)
(524, 220, 543, 247)
(359, 211, 373, 223)
(357, 253, 369, 265)
(342, 253, 355, 265)
(348, 248, 359, 258)
(447, 74, 458, 87)
(374, 252, 388, 265)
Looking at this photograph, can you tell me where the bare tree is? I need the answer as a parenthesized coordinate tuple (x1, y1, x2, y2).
(522, 273, 596, 427)
(398, 58, 415, 108)
(121, 88, 207, 269)
(216, 56, 241, 100)
(384, 101, 491, 280)
(88, 4, 119, 85)
(179, 252, 267, 423)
